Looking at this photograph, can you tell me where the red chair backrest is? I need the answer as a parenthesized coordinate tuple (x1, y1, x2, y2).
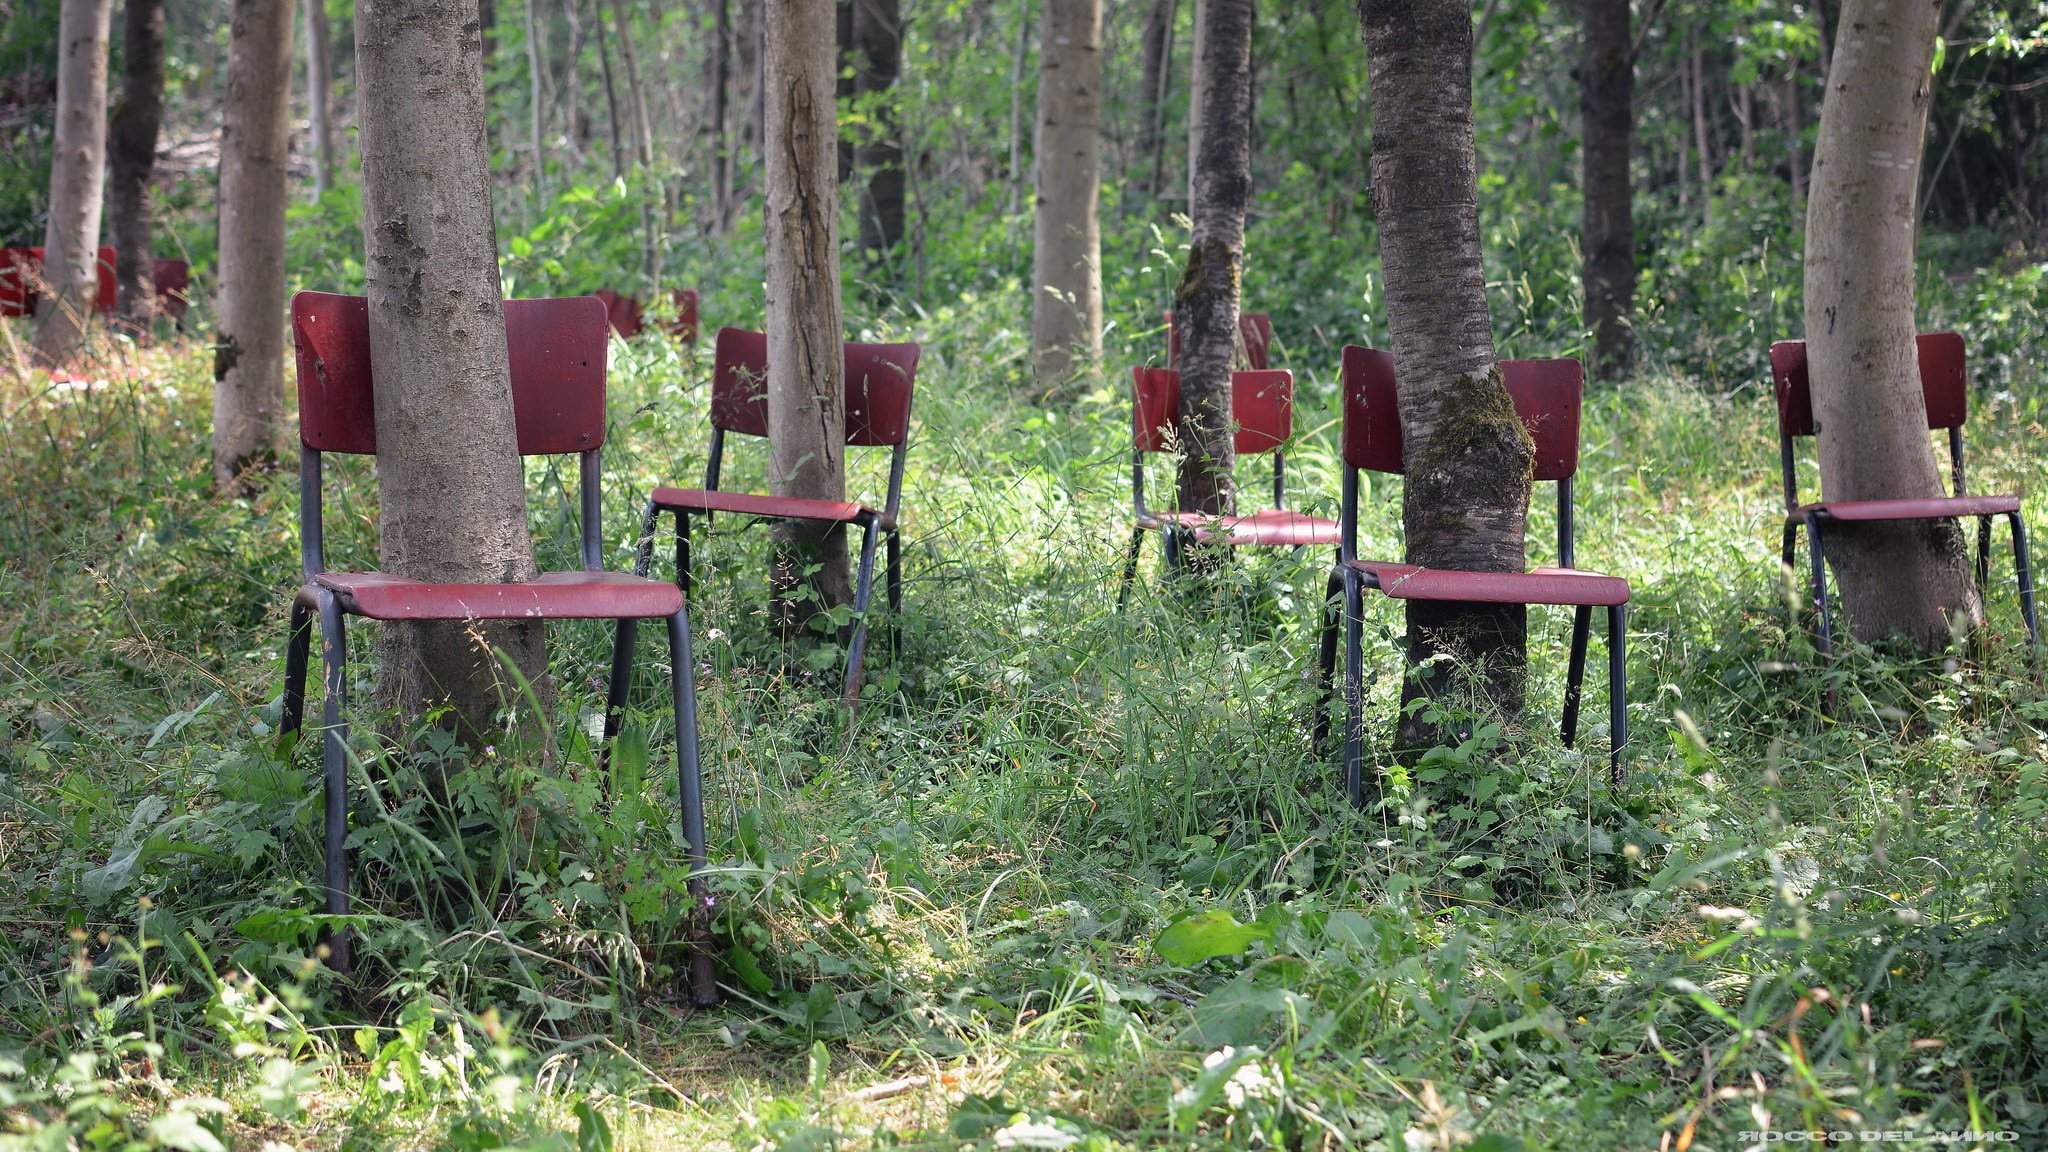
(708, 327, 920, 447)
(1166, 309, 1273, 371)
(1340, 345, 1582, 481)
(0, 246, 116, 315)
(668, 288, 699, 343)
(291, 291, 610, 455)
(92, 246, 116, 312)
(152, 258, 191, 319)
(1769, 332, 1966, 438)
(592, 288, 644, 339)
(1132, 367, 1294, 456)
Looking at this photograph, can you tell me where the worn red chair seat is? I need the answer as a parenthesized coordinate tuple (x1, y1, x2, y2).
(311, 570, 684, 621)
(1347, 561, 1631, 607)
(1151, 508, 1337, 547)
(1790, 494, 2020, 522)
(648, 485, 875, 526)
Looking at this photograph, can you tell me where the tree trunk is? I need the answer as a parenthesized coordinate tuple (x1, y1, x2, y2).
(1173, 0, 1250, 521)
(1029, 0, 1103, 393)
(525, 0, 546, 182)
(853, 0, 905, 261)
(596, 9, 627, 179)
(109, 0, 166, 333)
(1137, 0, 1176, 198)
(711, 0, 733, 231)
(359, 0, 546, 736)
(1359, 0, 1534, 746)
(764, 0, 854, 626)
(608, 0, 655, 168)
(214, 0, 295, 492)
(1006, 0, 1032, 217)
(1804, 0, 1979, 649)
(1578, 0, 1633, 379)
(32, 0, 114, 369)
(1185, 0, 1204, 204)
(1691, 41, 1713, 223)
(304, 0, 336, 196)
(836, 0, 855, 180)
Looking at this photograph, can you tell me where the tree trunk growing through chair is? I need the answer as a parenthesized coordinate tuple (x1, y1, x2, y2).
(304, 0, 337, 196)
(764, 0, 856, 628)
(1803, 0, 1980, 649)
(1029, 0, 1103, 394)
(109, 0, 166, 334)
(1579, 0, 1633, 380)
(853, 0, 905, 262)
(1173, 0, 1251, 525)
(32, 0, 113, 369)
(1360, 0, 1535, 746)
(214, 0, 296, 493)
(358, 0, 546, 736)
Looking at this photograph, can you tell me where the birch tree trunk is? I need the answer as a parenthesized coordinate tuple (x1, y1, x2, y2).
(304, 0, 337, 196)
(359, 0, 546, 735)
(1579, 0, 1633, 379)
(1029, 0, 1103, 393)
(32, 0, 114, 369)
(109, 0, 166, 332)
(1173, 0, 1250, 521)
(853, 0, 905, 261)
(1804, 0, 1980, 648)
(764, 0, 855, 624)
(213, 0, 296, 492)
(1360, 0, 1535, 745)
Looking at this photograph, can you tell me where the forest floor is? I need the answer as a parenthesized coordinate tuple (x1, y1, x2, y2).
(2, 312, 2045, 1151)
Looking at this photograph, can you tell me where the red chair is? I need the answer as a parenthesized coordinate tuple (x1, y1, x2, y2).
(592, 288, 644, 338)
(1166, 308, 1273, 370)
(668, 288, 699, 343)
(1771, 332, 2038, 654)
(635, 327, 920, 705)
(152, 258, 191, 326)
(279, 292, 715, 1003)
(0, 246, 116, 317)
(1315, 347, 1629, 801)
(1118, 366, 1337, 607)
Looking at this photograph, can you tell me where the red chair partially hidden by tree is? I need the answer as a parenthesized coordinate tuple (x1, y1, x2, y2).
(668, 288, 699, 343)
(1315, 347, 1630, 802)
(152, 258, 191, 327)
(592, 288, 644, 339)
(280, 291, 716, 1003)
(1771, 332, 2038, 655)
(1166, 308, 1273, 370)
(0, 246, 117, 318)
(1118, 365, 1338, 607)
(635, 327, 920, 707)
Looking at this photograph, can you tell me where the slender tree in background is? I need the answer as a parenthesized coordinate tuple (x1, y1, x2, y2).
(108, 0, 166, 332)
(1579, 0, 1633, 379)
(1029, 0, 1103, 392)
(710, 0, 733, 231)
(764, 0, 855, 623)
(853, 0, 905, 262)
(1184, 0, 1204, 204)
(1136, 0, 1177, 199)
(32, 0, 113, 368)
(1359, 0, 1535, 744)
(1173, 0, 1251, 525)
(608, 0, 654, 169)
(358, 0, 545, 733)
(303, 0, 336, 196)
(1005, 0, 1032, 217)
(1803, 0, 1979, 649)
(213, 0, 296, 492)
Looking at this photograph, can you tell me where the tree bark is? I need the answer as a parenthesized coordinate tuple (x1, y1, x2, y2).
(358, 0, 546, 735)
(525, 0, 546, 181)
(32, 0, 114, 368)
(853, 0, 905, 260)
(304, 0, 337, 196)
(608, 0, 655, 168)
(1029, 0, 1103, 393)
(1579, 0, 1633, 379)
(711, 0, 733, 231)
(595, 8, 627, 178)
(1137, 0, 1176, 198)
(764, 0, 854, 624)
(214, 0, 296, 492)
(1185, 0, 1204, 204)
(1360, 0, 1534, 745)
(1803, 0, 1979, 649)
(1173, 0, 1250, 521)
(109, 0, 166, 333)
(1006, 0, 1032, 217)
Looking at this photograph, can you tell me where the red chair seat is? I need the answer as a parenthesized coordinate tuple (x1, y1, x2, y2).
(1792, 493, 2020, 522)
(1151, 508, 1338, 546)
(651, 486, 874, 524)
(312, 570, 684, 621)
(1348, 560, 1631, 607)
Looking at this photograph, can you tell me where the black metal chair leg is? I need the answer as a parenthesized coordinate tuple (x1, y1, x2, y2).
(1804, 513, 1834, 657)
(600, 618, 638, 764)
(1607, 603, 1629, 787)
(842, 521, 882, 707)
(1117, 526, 1145, 611)
(314, 590, 353, 976)
(666, 609, 718, 1007)
(676, 512, 693, 600)
(1311, 564, 1342, 752)
(2013, 513, 2039, 647)
(1780, 519, 1797, 570)
(1561, 604, 1593, 747)
(280, 596, 314, 742)
(886, 528, 902, 654)
(1977, 515, 1992, 591)
(1340, 568, 1371, 807)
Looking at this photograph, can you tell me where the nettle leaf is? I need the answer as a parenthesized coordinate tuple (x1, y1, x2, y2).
(1184, 976, 1316, 1047)
(1153, 909, 1275, 967)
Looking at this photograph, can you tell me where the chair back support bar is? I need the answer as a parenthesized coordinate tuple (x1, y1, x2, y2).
(1770, 332, 1971, 508)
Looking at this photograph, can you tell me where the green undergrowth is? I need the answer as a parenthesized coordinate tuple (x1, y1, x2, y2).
(3, 288, 2047, 1151)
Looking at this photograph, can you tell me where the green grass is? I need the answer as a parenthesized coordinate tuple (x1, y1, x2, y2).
(3, 294, 2047, 1151)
